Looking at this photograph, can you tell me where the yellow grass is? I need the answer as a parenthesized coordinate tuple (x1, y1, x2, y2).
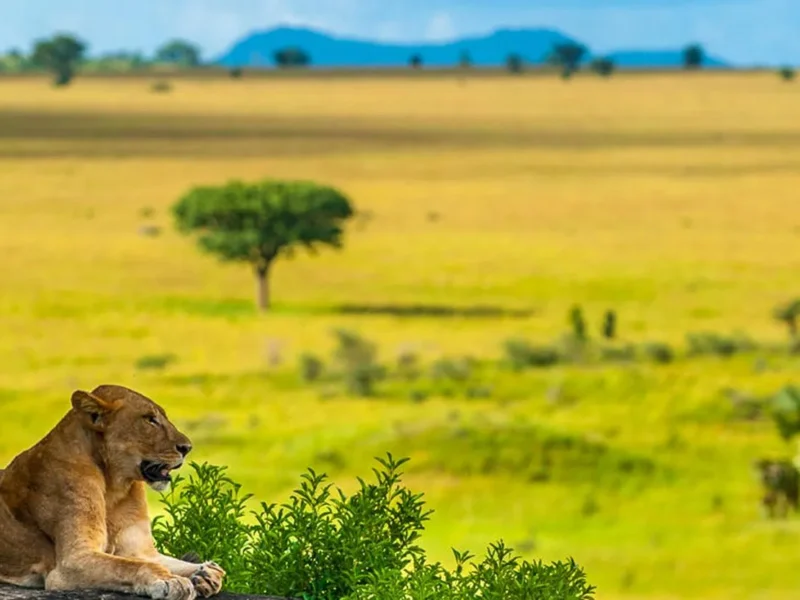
(1, 72, 800, 599)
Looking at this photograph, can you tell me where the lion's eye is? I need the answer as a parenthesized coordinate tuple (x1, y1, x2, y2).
(145, 415, 159, 426)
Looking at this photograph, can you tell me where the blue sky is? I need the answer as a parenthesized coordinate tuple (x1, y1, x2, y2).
(0, 0, 796, 66)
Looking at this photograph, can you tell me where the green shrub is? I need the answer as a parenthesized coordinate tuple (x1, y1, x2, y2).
(153, 456, 594, 600)
(135, 353, 176, 371)
(569, 306, 588, 342)
(332, 329, 386, 397)
(686, 332, 756, 357)
(642, 342, 675, 364)
(770, 386, 800, 442)
(151, 79, 173, 93)
(601, 310, 617, 340)
(779, 67, 796, 81)
(773, 298, 800, 339)
(299, 353, 325, 383)
(599, 344, 636, 363)
(503, 338, 561, 370)
(430, 357, 474, 382)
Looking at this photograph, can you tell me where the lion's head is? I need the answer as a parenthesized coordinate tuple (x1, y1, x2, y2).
(71, 384, 192, 492)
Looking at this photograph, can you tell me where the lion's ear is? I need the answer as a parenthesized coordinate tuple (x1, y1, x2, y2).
(71, 390, 119, 431)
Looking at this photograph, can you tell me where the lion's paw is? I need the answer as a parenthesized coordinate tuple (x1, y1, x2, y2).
(190, 562, 225, 598)
(147, 576, 197, 600)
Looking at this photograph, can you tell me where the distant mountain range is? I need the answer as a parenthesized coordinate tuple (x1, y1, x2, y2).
(216, 26, 730, 69)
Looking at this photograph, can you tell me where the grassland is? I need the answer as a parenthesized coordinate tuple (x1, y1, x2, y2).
(1, 72, 799, 599)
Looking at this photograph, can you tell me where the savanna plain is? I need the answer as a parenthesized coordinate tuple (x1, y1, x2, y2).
(1, 72, 799, 599)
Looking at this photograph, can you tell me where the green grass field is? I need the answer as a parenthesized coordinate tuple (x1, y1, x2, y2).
(1, 72, 800, 599)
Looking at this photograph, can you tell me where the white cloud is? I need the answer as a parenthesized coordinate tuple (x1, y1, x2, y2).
(425, 11, 456, 42)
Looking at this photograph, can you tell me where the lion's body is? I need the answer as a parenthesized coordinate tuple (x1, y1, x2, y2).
(0, 385, 224, 600)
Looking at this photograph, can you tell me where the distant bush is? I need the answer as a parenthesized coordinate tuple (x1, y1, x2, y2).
(150, 79, 173, 93)
(642, 342, 675, 364)
(299, 353, 324, 383)
(274, 47, 310, 68)
(599, 344, 636, 363)
(409, 54, 423, 69)
(331, 329, 386, 397)
(601, 310, 617, 339)
(229, 67, 243, 79)
(589, 57, 615, 77)
(430, 356, 475, 382)
(152, 457, 595, 600)
(686, 332, 756, 357)
(135, 353, 176, 371)
(395, 349, 421, 381)
(770, 386, 800, 442)
(779, 67, 796, 81)
(773, 299, 800, 339)
(503, 338, 561, 370)
(506, 53, 524, 74)
(569, 305, 588, 343)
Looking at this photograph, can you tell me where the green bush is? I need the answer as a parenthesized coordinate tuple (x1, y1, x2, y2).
(642, 342, 675, 364)
(599, 344, 636, 363)
(135, 353, 176, 371)
(686, 332, 755, 357)
(779, 67, 796, 81)
(503, 338, 561, 370)
(299, 353, 325, 383)
(153, 456, 594, 600)
(332, 329, 386, 397)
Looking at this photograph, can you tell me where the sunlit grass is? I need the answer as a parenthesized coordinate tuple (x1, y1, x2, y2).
(1, 72, 799, 599)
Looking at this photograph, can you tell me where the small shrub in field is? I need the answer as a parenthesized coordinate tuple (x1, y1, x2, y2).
(599, 344, 635, 363)
(773, 299, 800, 339)
(430, 356, 474, 382)
(686, 332, 755, 357)
(503, 338, 561, 370)
(642, 342, 675, 364)
(601, 310, 617, 340)
(153, 456, 595, 600)
(150, 79, 173, 93)
(779, 67, 796, 81)
(396, 349, 421, 380)
(331, 329, 386, 397)
(770, 386, 800, 442)
(569, 306, 588, 342)
(135, 353, 176, 371)
(299, 353, 324, 383)
(229, 67, 243, 78)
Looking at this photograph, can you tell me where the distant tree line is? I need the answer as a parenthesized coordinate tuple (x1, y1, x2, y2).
(3, 32, 793, 85)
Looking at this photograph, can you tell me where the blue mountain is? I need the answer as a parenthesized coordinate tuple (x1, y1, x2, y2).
(216, 26, 578, 68)
(215, 26, 731, 69)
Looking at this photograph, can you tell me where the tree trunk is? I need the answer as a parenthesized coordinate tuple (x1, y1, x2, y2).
(255, 264, 270, 311)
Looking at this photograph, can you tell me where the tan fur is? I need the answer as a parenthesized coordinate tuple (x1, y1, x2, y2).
(0, 385, 225, 600)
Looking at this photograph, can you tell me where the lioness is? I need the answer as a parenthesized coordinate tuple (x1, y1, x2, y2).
(0, 385, 224, 600)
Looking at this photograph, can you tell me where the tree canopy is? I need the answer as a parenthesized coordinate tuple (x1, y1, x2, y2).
(683, 44, 704, 69)
(155, 40, 201, 67)
(173, 180, 354, 310)
(274, 47, 311, 68)
(31, 34, 87, 85)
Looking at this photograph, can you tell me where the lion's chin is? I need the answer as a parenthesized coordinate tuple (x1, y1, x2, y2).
(147, 479, 171, 493)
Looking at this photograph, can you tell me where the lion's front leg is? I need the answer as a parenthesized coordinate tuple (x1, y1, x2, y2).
(158, 555, 225, 599)
(114, 522, 225, 598)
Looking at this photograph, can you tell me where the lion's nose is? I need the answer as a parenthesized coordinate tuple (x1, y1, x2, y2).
(176, 443, 192, 457)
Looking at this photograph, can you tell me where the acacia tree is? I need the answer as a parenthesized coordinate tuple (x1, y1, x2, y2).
(156, 40, 201, 67)
(31, 34, 86, 86)
(683, 44, 704, 70)
(549, 43, 588, 79)
(274, 47, 310, 68)
(173, 180, 354, 311)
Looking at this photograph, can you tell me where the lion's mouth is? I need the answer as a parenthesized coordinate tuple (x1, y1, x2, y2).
(140, 460, 181, 484)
